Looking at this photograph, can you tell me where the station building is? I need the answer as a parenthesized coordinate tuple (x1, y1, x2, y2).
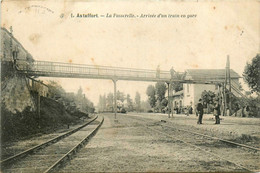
(172, 69, 241, 112)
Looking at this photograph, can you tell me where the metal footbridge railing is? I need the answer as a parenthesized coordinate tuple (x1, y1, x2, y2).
(12, 59, 237, 85)
(15, 60, 177, 82)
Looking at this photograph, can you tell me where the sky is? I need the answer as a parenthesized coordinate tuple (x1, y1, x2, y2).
(1, 0, 259, 105)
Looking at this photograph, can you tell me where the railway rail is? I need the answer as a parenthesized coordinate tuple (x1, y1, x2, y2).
(1, 116, 104, 173)
(132, 114, 260, 150)
(127, 115, 259, 172)
(162, 124, 260, 151)
(1, 115, 98, 166)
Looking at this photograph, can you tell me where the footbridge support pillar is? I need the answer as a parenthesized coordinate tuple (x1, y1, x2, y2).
(112, 78, 118, 122)
(166, 82, 170, 118)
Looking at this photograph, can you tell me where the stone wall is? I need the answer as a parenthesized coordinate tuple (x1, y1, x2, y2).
(1, 27, 33, 61)
(1, 27, 36, 114)
(1, 72, 35, 114)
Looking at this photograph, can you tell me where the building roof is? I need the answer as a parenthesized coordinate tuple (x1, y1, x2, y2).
(172, 90, 184, 97)
(185, 69, 241, 81)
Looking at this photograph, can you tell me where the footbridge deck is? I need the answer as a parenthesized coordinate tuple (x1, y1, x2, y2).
(9, 59, 243, 118)
(15, 60, 223, 84)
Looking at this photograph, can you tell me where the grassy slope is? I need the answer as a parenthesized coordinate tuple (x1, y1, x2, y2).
(1, 97, 80, 144)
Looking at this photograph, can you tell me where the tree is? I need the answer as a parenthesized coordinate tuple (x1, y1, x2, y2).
(146, 85, 156, 110)
(102, 94, 107, 111)
(98, 95, 103, 112)
(171, 72, 184, 92)
(98, 94, 106, 112)
(118, 91, 125, 103)
(75, 87, 84, 112)
(201, 90, 216, 113)
(246, 96, 260, 117)
(155, 82, 167, 112)
(117, 91, 125, 105)
(243, 54, 260, 93)
(140, 100, 152, 112)
(116, 91, 125, 111)
(47, 80, 65, 98)
(47, 83, 95, 114)
(155, 82, 167, 102)
(77, 87, 83, 98)
(135, 92, 141, 112)
(106, 93, 114, 111)
(126, 94, 134, 112)
(161, 98, 168, 109)
(201, 90, 216, 104)
(74, 87, 95, 114)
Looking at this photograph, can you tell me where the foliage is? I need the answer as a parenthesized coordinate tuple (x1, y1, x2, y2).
(77, 86, 83, 98)
(155, 82, 167, 112)
(1, 97, 79, 143)
(47, 83, 95, 114)
(243, 54, 260, 93)
(161, 98, 168, 113)
(126, 94, 134, 112)
(161, 98, 168, 108)
(146, 82, 170, 113)
(135, 92, 141, 112)
(98, 91, 151, 113)
(201, 90, 219, 113)
(233, 95, 260, 117)
(75, 87, 93, 113)
(120, 108, 127, 113)
(246, 96, 260, 117)
(106, 93, 114, 111)
(171, 72, 184, 92)
(98, 94, 107, 112)
(117, 91, 125, 103)
(47, 80, 66, 98)
(116, 91, 125, 111)
(140, 100, 152, 112)
(155, 82, 167, 102)
(146, 85, 156, 109)
(201, 90, 216, 105)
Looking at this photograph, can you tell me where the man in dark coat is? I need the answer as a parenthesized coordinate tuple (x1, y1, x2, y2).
(213, 99, 221, 124)
(197, 99, 204, 124)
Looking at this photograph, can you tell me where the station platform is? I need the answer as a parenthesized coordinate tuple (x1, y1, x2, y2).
(132, 113, 260, 143)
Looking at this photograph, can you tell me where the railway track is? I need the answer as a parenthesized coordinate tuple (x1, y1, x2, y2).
(127, 115, 259, 172)
(1, 116, 104, 173)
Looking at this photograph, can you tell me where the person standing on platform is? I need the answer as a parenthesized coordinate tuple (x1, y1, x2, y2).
(197, 99, 204, 124)
(213, 99, 221, 124)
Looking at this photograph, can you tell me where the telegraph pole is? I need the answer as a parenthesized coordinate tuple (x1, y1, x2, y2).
(227, 55, 232, 116)
(224, 55, 232, 116)
(112, 78, 118, 121)
(167, 82, 170, 118)
(224, 56, 228, 116)
(222, 82, 226, 116)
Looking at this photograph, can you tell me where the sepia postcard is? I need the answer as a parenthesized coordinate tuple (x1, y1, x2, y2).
(1, 0, 259, 172)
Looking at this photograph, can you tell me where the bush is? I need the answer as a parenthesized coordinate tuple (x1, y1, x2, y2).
(120, 108, 127, 114)
(1, 97, 80, 144)
(247, 96, 260, 117)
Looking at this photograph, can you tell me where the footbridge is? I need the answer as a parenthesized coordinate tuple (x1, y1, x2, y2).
(16, 60, 179, 83)
(15, 60, 225, 84)
(13, 59, 239, 119)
